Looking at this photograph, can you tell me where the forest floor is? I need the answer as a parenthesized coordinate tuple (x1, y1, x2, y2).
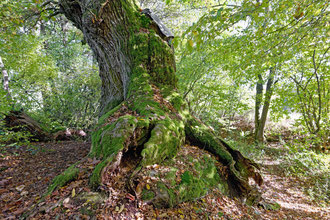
(0, 140, 329, 219)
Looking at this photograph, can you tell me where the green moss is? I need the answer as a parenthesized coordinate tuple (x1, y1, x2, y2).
(89, 156, 114, 189)
(90, 114, 138, 158)
(89, 113, 141, 188)
(129, 33, 150, 66)
(78, 192, 107, 204)
(258, 201, 281, 210)
(194, 161, 201, 172)
(176, 157, 228, 203)
(167, 92, 185, 112)
(142, 189, 155, 200)
(141, 154, 229, 208)
(79, 207, 94, 217)
(141, 118, 184, 166)
(185, 117, 233, 164)
(97, 104, 122, 126)
(165, 168, 178, 186)
(153, 182, 177, 208)
(100, 100, 123, 119)
(178, 180, 206, 203)
(140, 14, 151, 28)
(46, 164, 79, 195)
(234, 159, 249, 179)
(181, 171, 192, 184)
(148, 34, 177, 88)
(128, 25, 177, 101)
(120, 0, 139, 27)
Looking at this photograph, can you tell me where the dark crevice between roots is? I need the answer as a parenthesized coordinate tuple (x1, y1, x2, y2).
(121, 143, 144, 195)
(124, 125, 154, 197)
(218, 139, 263, 186)
(121, 143, 144, 172)
(101, 123, 154, 198)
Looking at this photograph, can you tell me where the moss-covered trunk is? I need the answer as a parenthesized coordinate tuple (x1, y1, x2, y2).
(57, 0, 262, 208)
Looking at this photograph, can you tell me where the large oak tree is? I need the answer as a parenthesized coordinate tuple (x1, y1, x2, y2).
(54, 0, 262, 207)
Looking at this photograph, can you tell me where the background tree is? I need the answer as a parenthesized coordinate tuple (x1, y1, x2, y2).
(0, 0, 101, 133)
(179, 0, 329, 142)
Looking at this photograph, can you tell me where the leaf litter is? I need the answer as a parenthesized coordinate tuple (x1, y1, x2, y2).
(0, 140, 329, 219)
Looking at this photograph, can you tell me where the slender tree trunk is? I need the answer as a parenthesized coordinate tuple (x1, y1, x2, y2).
(254, 74, 263, 141)
(57, 0, 262, 208)
(0, 56, 11, 99)
(255, 68, 276, 143)
(256, 68, 275, 143)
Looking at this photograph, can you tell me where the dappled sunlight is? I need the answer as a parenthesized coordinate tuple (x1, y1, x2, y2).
(279, 201, 329, 215)
(260, 171, 329, 219)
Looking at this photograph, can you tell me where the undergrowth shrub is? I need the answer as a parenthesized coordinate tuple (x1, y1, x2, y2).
(280, 142, 329, 204)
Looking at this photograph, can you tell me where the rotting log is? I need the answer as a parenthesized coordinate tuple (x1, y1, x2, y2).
(3, 110, 52, 142)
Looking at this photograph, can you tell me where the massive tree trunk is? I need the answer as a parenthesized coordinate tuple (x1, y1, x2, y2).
(57, 0, 262, 208)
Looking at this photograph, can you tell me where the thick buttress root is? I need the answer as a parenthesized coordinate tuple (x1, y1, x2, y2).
(88, 103, 185, 189)
(47, 98, 262, 207)
(185, 116, 263, 198)
(88, 69, 262, 205)
(88, 108, 262, 207)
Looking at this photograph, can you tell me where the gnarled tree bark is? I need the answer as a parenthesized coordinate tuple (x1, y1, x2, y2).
(56, 0, 262, 208)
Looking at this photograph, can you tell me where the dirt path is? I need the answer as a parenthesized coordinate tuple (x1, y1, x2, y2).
(0, 141, 90, 218)
(257, 154, 329, 220)
(0, 141, 328, 219)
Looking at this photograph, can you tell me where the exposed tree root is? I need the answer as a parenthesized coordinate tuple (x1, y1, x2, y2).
(185, 116, 262, 199)
(80, 106, 263, 208)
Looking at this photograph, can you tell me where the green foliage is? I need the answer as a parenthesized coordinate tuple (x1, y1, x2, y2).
(0, 125, 32, 146)
(281, 141, 329, 204)
(175, 0, 329, 140)
(1, 3, 101, 131)
(281, 144, 327, 176)
(0, 89, 33, 146)
(177, 49, 250, 127)
(28, 22, 100, 130)
(0, 89, 11, 115)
